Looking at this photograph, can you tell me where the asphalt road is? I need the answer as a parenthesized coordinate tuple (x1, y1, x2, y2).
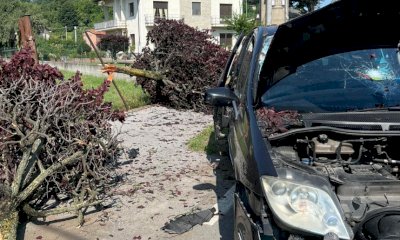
(21, 106, 235, 240)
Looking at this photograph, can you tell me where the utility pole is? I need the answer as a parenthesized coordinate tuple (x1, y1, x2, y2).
(74, 26, 77, 43)
(137, 0, 141, 54)
(245, 0, 248, 17)
(65, 26, 68, 40)
(18, 15, 38, 64)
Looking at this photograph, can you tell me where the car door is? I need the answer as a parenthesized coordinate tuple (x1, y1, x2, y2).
(229, 34, 255, 188)
(214, 35, 249, 141)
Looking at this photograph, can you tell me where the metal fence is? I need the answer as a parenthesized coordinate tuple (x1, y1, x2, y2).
(0, 47, 18, 59)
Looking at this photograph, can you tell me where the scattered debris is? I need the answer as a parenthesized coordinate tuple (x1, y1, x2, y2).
(162, 208, 216, 234)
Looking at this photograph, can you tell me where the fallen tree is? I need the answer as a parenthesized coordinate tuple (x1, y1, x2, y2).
(105, 19, 229, 113)
(0, 49, 125, 240)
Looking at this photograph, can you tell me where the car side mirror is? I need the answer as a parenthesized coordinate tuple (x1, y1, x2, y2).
(204, 87, 239, 107)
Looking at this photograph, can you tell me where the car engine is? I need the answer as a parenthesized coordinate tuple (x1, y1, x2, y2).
(268, 131, 400, 239)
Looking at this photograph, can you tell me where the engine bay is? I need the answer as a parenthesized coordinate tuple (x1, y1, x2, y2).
(268, 130, 400, 236)
(254, 107, 400, 237)
(273, 133, 400, 182)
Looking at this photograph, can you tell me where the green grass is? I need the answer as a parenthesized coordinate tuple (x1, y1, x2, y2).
(61, 70, 149, 110)
(187, 125, 221, 155)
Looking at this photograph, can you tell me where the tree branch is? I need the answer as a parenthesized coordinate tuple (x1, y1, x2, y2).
(16, 151, 84, 204)
(22, 199, 102, 218)
(103, 65, 165, 81)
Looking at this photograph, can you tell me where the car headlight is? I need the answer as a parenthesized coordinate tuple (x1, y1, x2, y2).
(261, 171, 353, 239)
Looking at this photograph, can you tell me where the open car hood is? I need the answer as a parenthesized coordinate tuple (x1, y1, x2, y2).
(258, 0, 400, 99)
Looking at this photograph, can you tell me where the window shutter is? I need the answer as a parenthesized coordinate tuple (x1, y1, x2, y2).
(153, 1, 168, 9)
(220, 4, 232, 18)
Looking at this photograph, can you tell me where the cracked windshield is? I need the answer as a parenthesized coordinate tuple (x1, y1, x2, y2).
(263, 48, 400, 112)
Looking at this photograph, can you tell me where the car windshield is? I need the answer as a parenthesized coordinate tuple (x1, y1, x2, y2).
(262, 48, 400, 113)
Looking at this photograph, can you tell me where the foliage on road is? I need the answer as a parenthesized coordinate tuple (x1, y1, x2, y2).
(62, 70, 149, 110)
(0, 49, 125, 239)
(132, 19, 230, 112)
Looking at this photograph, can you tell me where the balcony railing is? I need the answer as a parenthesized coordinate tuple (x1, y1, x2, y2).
(211, 17, 231, 27)
(144, 15, 184, 26)
(94, 20, 127, 31)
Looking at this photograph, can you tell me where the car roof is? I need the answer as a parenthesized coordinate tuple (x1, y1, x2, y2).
(257, 0, 400, 98)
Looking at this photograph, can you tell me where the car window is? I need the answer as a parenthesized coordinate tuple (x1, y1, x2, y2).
(226, 36, 251, 89)
(235, 37, 254, 101)
(262, 48, 400, 112)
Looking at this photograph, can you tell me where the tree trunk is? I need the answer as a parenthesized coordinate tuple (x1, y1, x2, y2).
(109, 65, 165, 81)
(0, 210, 19, 240)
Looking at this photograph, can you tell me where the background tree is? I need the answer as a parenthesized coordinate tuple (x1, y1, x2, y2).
(0, 0, 105, 47)
(225, 13, 258, 36)
(97, 34, 129, 59)
(0, 1, 47, 47)
(290, 0, 322, 13)
(58, 1, 79, 31)
(35, 0, 105, 29)
(77, 40, 92, 55)
(0, 49, 125, 239)
(76, 0, 106, 27)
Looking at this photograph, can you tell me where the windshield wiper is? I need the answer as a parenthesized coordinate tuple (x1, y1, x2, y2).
(349, 106, 400, 112)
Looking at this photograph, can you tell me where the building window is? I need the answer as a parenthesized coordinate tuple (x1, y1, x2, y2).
(281, 0, 286, 5)
(272, 0, 276, 6)
(154, 1, 168, 19)
(220, 4, 233, 19)
(192, 2, 201, 15)
(129, 2, 135, 17)
(220, 33, 233, 49)
(130, 34, 135, 49)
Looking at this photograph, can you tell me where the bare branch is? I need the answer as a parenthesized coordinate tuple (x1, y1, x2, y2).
(16, 151, 84, 204)
(23, 199, 102, 218)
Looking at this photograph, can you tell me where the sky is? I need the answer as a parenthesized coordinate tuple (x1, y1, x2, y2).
(319, 0, 332, 8)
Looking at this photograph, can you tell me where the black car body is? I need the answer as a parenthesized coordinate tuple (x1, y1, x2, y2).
(206, 0, 400, 239)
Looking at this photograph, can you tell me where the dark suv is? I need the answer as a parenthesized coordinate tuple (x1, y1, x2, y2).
(205, 0, 400, 239)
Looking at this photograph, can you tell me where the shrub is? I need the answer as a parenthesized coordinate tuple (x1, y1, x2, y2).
(77, 40, 92, 55)
(0, 48, 125, 239)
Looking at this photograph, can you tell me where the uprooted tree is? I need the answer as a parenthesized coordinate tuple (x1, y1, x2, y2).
(106, 19, 229, 112)
(0, 49, 125, 240)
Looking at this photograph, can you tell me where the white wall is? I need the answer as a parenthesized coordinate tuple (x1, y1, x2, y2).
(211, 0, 243, 18)
(142, 0, 181, 16)
(211, 29, 238, 49)
(111, 0, 243, 52)
(124, 0, 146, 53)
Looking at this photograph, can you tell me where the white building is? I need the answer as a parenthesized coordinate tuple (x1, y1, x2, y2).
(260, 0, 290, 26)
(94, 0, 242, 53)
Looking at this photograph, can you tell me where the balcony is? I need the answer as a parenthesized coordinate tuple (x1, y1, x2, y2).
(94, 20, 127, 31)
(211, 17, 231, 27)
(144, 15, 184, 26)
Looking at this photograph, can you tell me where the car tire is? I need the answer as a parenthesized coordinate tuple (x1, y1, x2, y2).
(234, 184, 257, 240)
(234, 196, 253, 240)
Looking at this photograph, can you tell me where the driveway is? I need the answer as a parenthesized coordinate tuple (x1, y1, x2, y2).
(20, 106, 235, 240)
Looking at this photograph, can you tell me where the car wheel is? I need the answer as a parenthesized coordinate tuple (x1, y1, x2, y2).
(234, 184, 256, 240)
(234, 199, 254, 240)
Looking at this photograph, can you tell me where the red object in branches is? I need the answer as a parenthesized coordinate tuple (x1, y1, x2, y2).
(256, 108, 302, 136)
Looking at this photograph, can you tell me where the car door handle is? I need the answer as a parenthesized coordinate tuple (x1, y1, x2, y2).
(232, 100, 239, 120)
